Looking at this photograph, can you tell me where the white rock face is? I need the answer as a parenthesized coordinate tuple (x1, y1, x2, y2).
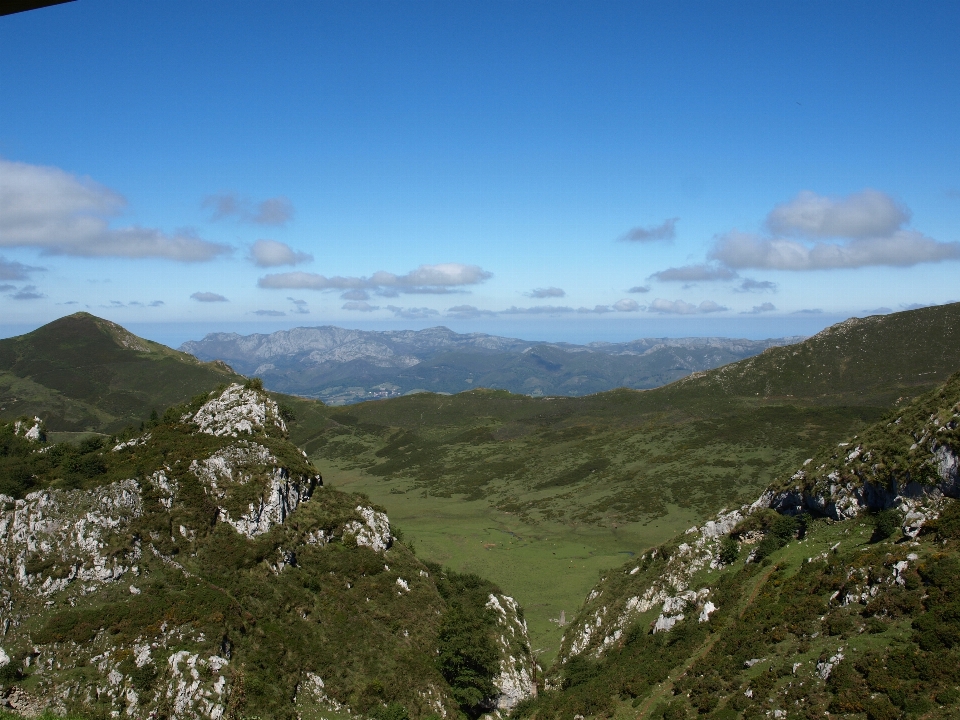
(189, 442, 317, 538)
(190, 383, 287, 437)
(0, 646, 9, 668)
(13, 417, 42, 441)
(343, 506, 392, 552)
(0, 480, 143, 597)
(485, 593, 538, 711)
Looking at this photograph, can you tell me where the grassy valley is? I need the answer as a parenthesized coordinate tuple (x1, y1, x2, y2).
(287, 303, 960, 661)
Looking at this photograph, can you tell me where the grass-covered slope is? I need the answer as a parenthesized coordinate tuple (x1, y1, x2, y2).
(0, 313, 243, 433)
(0, 383, 537, 720)
(285, 304, 960, 662)
(521, 372, 960, 719)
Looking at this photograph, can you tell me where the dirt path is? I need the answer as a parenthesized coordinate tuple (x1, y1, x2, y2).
(631, 564, 778, 717)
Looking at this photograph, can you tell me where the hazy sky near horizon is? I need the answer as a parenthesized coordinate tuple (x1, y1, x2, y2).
(1, 1, 959, 345)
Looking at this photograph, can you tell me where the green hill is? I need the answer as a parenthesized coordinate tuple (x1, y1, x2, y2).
(522, 370, 960, 719)
(0, 313, 243, 434)
(291, 303, 960, 661)
(0, 382, 537, 719)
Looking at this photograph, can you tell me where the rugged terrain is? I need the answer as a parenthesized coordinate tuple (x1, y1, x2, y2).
(286, 303, 960, 660)
(0, 383, 537, 719)
(521, 370, 960, 719)
(180, 326, 801, 404)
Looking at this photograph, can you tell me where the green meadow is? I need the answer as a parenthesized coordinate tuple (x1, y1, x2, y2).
(322, 460, 701, 662)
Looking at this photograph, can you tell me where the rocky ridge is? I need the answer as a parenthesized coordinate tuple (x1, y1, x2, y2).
(0, 383, 537, 719)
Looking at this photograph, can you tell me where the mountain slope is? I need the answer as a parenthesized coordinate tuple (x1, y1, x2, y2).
(0, 313, 243, 433)
(291, 303, 960, 661)
(180, 326, 801, 404)
(0, 383, 537, 719)
(522, 371, 960, 719)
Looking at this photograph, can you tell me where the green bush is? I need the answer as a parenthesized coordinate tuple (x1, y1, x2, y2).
(718, 536, 739, 565)
(871, 509, 901, 542)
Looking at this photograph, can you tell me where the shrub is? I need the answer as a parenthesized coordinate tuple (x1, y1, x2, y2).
(718, 536, 739, 565)
(871, 509, 901, 543)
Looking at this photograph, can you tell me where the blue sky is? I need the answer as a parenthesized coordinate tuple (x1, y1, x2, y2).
(1, 0, 958, 346)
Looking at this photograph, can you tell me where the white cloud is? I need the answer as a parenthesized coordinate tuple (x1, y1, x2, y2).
(0, 256, 44, 280)
(447, 305, 496, 319)
(647, 298, 728, 315)
(766, 189, 908, 239)
(8, 285, 45, 300)
(287, 297, 309, 314)
(386, 305, 439, 319)
(342, 301, 379, 312)
(741, 302, 777, 314)
(526, 287, 565, 298)
(577, 305, 613, 314)
(258, 263, 493, 293)
(249, 239, 313, 267)
(613, 298, 640, 312)
(204, 193, 294, 226)
(735, 278, 777, 292)
(0, 158, 230, 261)
(191, 291, 228, 302)
(628, 285, 650, 293)
(501, 305, 575, 315)
(620, 218, 678, 242)
(649, 264, 738, 282)
(708, 190, 960, 271)
(710, 229, 960, 270)
(341, 289, 370, 301)
(253, 309, 286, 316)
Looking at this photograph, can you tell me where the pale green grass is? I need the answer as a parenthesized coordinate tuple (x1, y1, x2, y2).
(321, 460, 699, 664)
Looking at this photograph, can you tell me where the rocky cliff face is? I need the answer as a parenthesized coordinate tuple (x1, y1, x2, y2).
(0, 383, 536, 719)
(556, 372, 960, 671)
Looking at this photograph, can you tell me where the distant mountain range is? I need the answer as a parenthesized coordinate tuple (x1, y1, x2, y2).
(180, 326, 805, 404)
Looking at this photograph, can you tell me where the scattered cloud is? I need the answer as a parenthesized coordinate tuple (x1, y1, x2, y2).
(709, 190, 960, 271)
(253, 310, 286, 316)
(58, 300, 78, 305)
(447, 305, 496, 319)
(9, 284, 45, 300)
(620, 217, 678, 243)
(526, 287, 565, 298)
(577, 305, 613, 314)
(0, 284, 15, 292)
(649, 264, 738, 282)
(0, 158, 231, 261)
(342, 301, 379, 312)
(647, 298, 728, 315)
(386, 305, 439, 319)
(628, 285, 650, 294)
(204, 193, 294, 226)
(501, 305, 575, 315)
(258, 263, 493, 294)
(735, 278, 777, 293)
(793, 308, 823, 314)
(191, 291, 228, 302)
(102, 299, 165, 308)
(340, 289, 370, 301)
(0, 256, 45, 280)
(249, 239, 313, 267)
(767, 189, 909, 239)
(613, 298, 640, 312)
(741, 302, 777, 314)
(287, 297, 309, 314)
(711, 229, 960, 271)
